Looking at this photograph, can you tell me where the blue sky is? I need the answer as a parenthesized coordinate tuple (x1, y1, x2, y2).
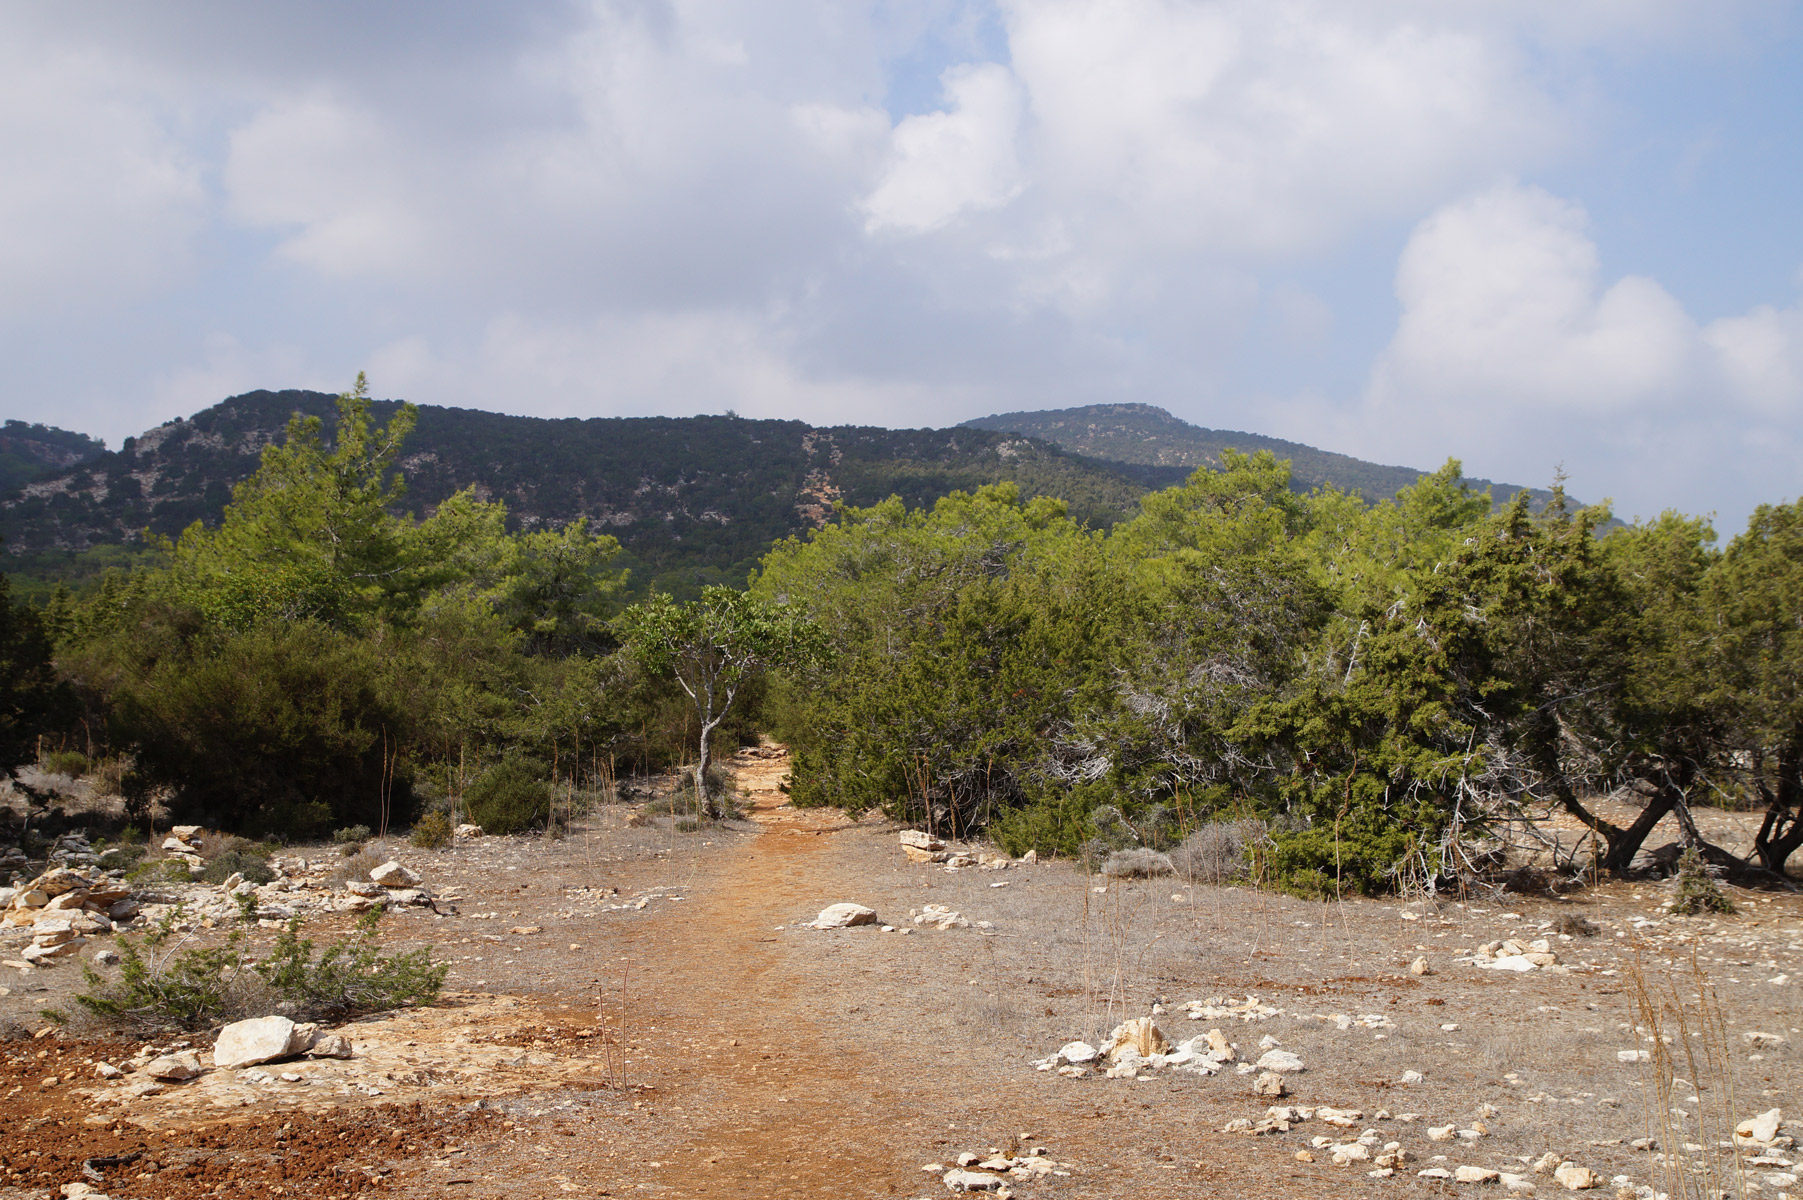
(2, 1, 1800, 530)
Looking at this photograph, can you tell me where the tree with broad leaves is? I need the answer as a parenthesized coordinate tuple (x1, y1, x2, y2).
(618, 587, 823, 817)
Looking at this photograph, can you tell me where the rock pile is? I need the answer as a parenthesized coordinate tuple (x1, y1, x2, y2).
(1734, 1107, 1787, 1149)
(0, 866, 136, 966)
(1182, 994, 1281, 1022)
(1034, 1015, 1260, 1079)
(342, 859, 441, 911)
(0, 843, 28, 875)
(161, 825, 205, 868)
(1466, 937, 1563, 972)
(912, 904, 988, 931)
(896, 831, 1021, 872)
(922, 1147, 1074, 1195)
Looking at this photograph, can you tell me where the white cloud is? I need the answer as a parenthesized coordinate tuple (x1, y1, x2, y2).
(3, 1, 1798, 527)
(364, 310, 977, 430)
(0, 34, 203, 316)
(1345, 182, 1803, 518)
(864, 63, 1025, 233)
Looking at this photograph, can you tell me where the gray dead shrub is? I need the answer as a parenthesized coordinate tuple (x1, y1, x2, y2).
(1101, 847, 1175, 878)
(1169, 820, 1265, 884)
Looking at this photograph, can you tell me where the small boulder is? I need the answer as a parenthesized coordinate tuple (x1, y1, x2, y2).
(308, 1033, 354, 1059)
(141, 1052, 202, 1081)
(898, 830, 946, 851)
(1057, 1041, 1099, 1065)
(1252, 1070, 1288, 1098)
(370, 861, 421, 888)
(1254, 1049, 1305, 1073)
(1735, 1108, 1783, 1146)
(943, 1169, 1005, 1192)
(1103, 1016, 1170, 1062)
(810, 902, 877, 929)
(1552, 1163, 1601, 1191)
(1454, 1166, 1501, 1184)
(1409, 956, 1433, 976)
(455, 823, 483, 838)
(214, 1015, 315, 1069)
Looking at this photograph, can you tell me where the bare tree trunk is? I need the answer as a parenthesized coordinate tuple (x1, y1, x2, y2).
(1596, 788, 1677, 874)
(1753, 742, 1803, 875)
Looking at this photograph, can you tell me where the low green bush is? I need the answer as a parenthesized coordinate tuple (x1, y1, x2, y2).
(253, 911, 448, 1021)
(73, 913, 249, 1031)
(199, 850, 276, 886)
(332, 825, 372, 845)
(126, 858, 195, 885)
(74, 909, 446, 1030)
(1670, 847, 1736, 915)
(409, 811, 452, 849)
(463, 754, 550, 835)
(40, 749, 90, 778)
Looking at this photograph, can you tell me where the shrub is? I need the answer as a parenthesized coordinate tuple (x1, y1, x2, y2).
(1552, 911, 1599, 937)
(40, 749, 90, 778)
(126, 858, 195, 885)
(96, 842, 147, 870)
(1264, 811, 1426, 899)
(75, 910, 446, 1030)
(101, 620, 415, 838)
(1101, 848, 1175, 878)
(463, 754, 551, 835)
(674, 817, 701, 833)
(409, 811, 452, 849)
(1169, 820, 1264, 885)
(73, 915, 249, 1031)
(199, 850, 276, 886)
(648, 764, 736, 818)
(331, 850, 381, 885)
(253, 911, 447, 1021)
(1670, 847, 1736, 915)
(88, 756, 131, 797)
(333, 825, 372, 845)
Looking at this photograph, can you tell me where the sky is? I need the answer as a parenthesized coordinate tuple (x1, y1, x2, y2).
(2, 1, 1801, 531)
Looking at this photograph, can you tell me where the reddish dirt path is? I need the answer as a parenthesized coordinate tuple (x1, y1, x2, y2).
(530, 749, 1358, 1200)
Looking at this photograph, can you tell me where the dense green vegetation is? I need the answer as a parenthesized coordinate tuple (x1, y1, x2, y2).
(5, 379, 1798, 898)
(759, 454, 1803, 893)
(963, 402, 1559, 509)
(0, 389, 1165, 601)
(19, 380, 720, 840)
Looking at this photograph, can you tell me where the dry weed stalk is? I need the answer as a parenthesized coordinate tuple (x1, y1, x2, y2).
(1625, 942, 1748, 1200)
(1078, 868, 1163, 1045)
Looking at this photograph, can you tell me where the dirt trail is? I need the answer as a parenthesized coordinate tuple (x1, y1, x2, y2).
(556, 747, 1328, 1199)
(590, 751, 903, 1194)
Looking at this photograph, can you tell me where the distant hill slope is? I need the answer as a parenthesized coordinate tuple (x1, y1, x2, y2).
(0, 420, 106, 495)
(962, 403, 1559, 506)
(0, 390, 1174, 595)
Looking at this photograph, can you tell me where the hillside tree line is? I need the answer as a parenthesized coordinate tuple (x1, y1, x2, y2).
(2, 378, 1799, 896)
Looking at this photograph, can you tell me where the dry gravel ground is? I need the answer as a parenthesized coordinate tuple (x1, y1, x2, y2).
(2, 746, 1800, 1200)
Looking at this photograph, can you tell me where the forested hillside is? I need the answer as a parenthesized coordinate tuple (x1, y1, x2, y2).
(0, 420, 105, 494)
(0, 390, 1171, 596)
(964, 402, 1557, 507)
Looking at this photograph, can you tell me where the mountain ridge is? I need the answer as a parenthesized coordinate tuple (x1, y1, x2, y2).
(961, 402, 1558, 507)
(0, 390, 1173, 595)
(2, 392, 1561, 599)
